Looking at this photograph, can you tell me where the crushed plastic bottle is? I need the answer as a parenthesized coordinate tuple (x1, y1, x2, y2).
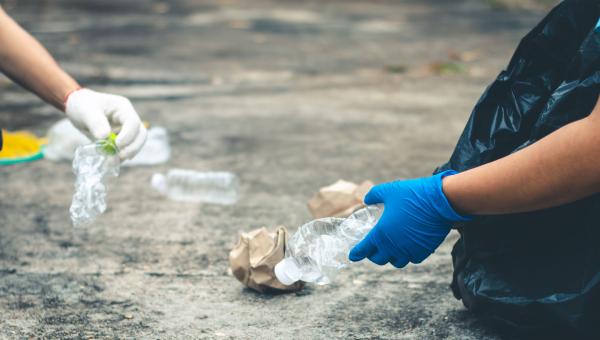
(151, 169, 238, 205)
(70, 133, 120, 227)
(274, 204, 382, 285)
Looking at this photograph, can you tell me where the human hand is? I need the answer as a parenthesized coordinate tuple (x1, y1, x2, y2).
(349, 170, 470, 268)
(65, 88, 147, 159)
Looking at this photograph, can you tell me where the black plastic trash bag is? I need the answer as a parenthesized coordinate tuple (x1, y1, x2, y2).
(436, 0, 600, 337)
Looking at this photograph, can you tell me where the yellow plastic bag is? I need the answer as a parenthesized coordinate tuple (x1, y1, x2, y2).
(0, 130, 46, 165)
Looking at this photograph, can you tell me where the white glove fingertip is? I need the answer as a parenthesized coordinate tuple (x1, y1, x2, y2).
(88, 117, 112, 140)
(119, 125, 147, 160)
(115, 117, 141, 149)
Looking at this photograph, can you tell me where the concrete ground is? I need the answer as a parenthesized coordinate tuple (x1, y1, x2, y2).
(0, 0, 549, 338)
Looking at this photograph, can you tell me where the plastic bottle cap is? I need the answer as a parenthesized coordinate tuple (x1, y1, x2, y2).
(274, 257, 302, 285)
(151, 173, 167, 194)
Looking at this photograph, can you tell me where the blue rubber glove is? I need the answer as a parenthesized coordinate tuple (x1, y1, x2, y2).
(349, 170, 471, 268)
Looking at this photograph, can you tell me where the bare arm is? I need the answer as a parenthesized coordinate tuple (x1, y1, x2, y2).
(0, 6, 79, 111)
(443, 95, 600, 215)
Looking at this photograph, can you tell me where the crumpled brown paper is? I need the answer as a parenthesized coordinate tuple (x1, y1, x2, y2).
(307, 180, 374, 218)
(229, 226, 304, 293)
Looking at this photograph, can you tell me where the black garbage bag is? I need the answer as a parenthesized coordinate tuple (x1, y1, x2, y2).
(436, 0, 600, 337)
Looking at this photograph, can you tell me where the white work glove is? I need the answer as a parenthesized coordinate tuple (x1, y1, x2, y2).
(65, 88, 147, 160)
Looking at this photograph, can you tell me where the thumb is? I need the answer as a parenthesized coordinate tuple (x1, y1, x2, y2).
(84, 111, 111, 140)
(349, 235, 376, 262)
(364, 184, 386, 205)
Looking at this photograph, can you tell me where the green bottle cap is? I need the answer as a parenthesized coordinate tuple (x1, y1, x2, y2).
(97, 132, 118, 155)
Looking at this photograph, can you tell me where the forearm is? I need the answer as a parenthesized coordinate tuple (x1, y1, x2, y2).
(0, 7, 79, 110)
(443, 99, 600, 215)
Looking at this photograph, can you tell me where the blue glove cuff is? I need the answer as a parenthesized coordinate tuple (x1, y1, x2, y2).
(430, 170, 472, 222)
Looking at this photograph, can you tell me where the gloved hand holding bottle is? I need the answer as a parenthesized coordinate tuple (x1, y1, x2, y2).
(0, 6, 146, 160)
(349, 170, 471, 268)
(65, 88, 147, 160)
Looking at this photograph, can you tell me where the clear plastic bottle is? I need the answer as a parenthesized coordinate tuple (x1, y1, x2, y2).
(274, 204, 382, 285)
(70, 134, 120, 228)
(151, 169, 238, 205)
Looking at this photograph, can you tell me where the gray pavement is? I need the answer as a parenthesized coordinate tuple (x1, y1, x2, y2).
(0, 0, 547, 338)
